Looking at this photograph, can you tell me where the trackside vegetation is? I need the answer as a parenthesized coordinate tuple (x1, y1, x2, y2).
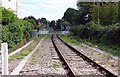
(59, 2, 120, 56)
(8, 36, 44, 62)
(63, 23, 120, 56)
(1, 7, 34, 50)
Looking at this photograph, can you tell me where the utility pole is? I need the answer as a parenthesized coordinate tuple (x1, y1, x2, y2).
(98, 0, 100, 21)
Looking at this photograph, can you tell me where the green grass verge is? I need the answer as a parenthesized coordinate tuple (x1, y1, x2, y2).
(60, 35, 81, 46)
(82, 39, 120, 56)
(60, 35, 119, 56)
(8, 35, 45, 62)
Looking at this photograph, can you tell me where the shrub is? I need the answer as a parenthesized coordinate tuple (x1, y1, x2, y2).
(71, 21, 120, 45)
(1, 7, 34, 48)
(2, 7, 18, 25)
(101, 25, 120, 45)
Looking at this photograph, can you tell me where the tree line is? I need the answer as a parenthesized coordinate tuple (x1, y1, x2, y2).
(76, 2, 119, 46)
(1, 6, 50, 49)
(53, 2, 120, 46)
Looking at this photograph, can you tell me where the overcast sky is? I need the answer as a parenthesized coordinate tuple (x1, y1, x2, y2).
(18, 0, 77, 21)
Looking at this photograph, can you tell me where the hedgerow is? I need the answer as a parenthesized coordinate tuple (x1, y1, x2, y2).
(1, 7, 34, 49)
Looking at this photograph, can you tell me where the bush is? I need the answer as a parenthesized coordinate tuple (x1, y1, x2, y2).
(101, 25, 120, 45)
(71, 21, 120, 45)
(2, 7, 18, 25)
(2, 26, 15, 48)
(22, 20, 34, 39)
(1, 7, 34, 48)
(71, 21, 103, 39)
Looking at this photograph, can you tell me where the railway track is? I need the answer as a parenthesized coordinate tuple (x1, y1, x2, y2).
(51, 34, 117, 77)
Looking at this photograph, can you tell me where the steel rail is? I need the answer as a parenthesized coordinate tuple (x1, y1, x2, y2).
(51, 35, 76, 77)
(56, 34, 117, 77)
(51, 34, 117, 77)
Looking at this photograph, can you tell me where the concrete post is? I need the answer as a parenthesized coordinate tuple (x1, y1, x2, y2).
(1, 49, 4, 75)
(1, 43, 9, 75)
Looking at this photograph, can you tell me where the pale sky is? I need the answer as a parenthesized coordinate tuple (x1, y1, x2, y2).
(18, 0, 77, 21)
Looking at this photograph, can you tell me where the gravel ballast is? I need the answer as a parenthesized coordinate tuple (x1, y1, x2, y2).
(20, 36, 66, 76)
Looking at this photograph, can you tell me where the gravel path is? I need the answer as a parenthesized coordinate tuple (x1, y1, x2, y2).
(20, 36, 66, 76)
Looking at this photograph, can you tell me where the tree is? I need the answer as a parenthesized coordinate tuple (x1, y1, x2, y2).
(61, 21, 71, 31)
(49, 20, 55, 28)
(62, 8, 80, 25)
(118, 2, 120, 23)
(77, 2, 94, 14)
(0, 7, 2, 23)
(39, 17, 47, 25)
(77, 1, 118, 25)
(24, 16, 39, 25)
(24, 16, 39, 30)
(90, 3, 118, 25)
(77, 2, 99, 25)
(55, 19, 62, 30)
(1, 7, 34, 48)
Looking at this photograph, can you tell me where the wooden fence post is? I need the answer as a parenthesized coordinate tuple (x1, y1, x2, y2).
(1, 43, 9, 75)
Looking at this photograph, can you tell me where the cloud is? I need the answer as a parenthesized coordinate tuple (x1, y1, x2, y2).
(18, 0, 77, 21)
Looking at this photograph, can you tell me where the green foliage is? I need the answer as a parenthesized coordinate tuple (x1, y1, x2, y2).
(61, 34, 120, 56)
(90, 3, 118, 25)
(71, 21, 120, 45)
(24, 19, 38, 29)
(2, 20, 34, 48)
(40, 17, 47, 25)
(53, 61, 63, 68)
(63, 8, 80, 25)
(55, 19, 62, 30)
(77, 2, 94, 13)
(25, 19, 36, 26)
(65, 1, 120, 56)
(2, 26, 15, 48)
(9, 50, 29, 62)
(49, 20, 55, 28)
(63, 21, 71, 26)
(1, 7, 34, 49)
(61, 35, 81, 46)
(100, 24, 120, 45)
(2, 7, 18, 25)
(9, 36, 45, 62)
(8, 20, 24, 44)
(117, 2, 120, 23)
(0, 25, 2, 44)
(0, 7, 2, 20)
(77, 2, 118, 25)
(22, 20, 34, 40)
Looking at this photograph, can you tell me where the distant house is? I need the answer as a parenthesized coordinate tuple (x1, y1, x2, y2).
(1, 0, 18, 15)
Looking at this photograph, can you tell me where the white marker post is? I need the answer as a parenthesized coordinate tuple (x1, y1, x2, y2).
(1, 43, 9, 75)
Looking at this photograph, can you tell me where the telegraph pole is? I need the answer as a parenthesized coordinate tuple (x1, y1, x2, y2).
(98, 0, 100, 21)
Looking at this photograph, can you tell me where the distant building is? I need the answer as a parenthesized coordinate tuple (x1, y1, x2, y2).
(1, 0, 17, 15)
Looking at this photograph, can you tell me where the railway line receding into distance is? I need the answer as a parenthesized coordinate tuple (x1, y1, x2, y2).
(51, 34, 117, 77)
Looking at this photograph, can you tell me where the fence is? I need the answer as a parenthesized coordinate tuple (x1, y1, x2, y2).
(0, 43, 8, 75)
(38, 30, 49, 34)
